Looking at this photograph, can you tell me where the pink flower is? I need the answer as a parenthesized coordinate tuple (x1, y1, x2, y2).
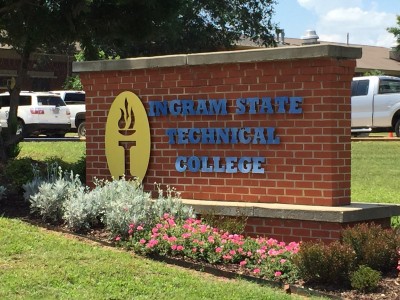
(215, 247, 222, 253)
(152, 227, 158, 234)
(253, 268, 261, 274)
(208, 236, 215, 243)
(239, 260, 247, 267)
(192, 248, 197, 253)
(128, 229, 133, 235)
(176, 245, 184, 251)
(275, 271, 282, 277)
(171, 244, 177, 250)
(139, 239, 146, 244)
(163, 213, 170, 219)
(115, 236, 121, 241)
(137, 226, 144, 231)
(229, 250, 236, 255)
(280, 259, 286, 264)
(129, 224, 134, 229)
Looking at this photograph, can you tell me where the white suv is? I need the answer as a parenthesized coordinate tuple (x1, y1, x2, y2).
(50, 90, 86, 137)
(0, 91, 71, 137)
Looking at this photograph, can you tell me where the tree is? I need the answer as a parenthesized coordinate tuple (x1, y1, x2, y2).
(388, 15, 400, 51)
(0, 0, 85, 161)
(79, 0, 278, 58)
(0, 0, 278, 161)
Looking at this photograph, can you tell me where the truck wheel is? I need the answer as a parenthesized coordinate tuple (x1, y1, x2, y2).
(395, 119, 400, 137)
(77, 121, 86, 138)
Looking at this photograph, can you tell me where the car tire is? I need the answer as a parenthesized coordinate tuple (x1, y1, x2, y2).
(77, 121, 86, 138)
(395, 119, 400, 137)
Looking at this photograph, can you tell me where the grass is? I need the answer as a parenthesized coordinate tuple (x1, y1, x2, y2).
(17, 141, 85, 164)
(351, 141, 400, 204)
(0, 218, 312, 300)
(16, 140, 400, 204)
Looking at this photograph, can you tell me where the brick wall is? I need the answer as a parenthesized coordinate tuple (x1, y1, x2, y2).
(80, 54, 355, 207)
(245, 217, 391, 243)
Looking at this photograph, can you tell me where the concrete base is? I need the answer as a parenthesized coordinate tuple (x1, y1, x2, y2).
(182, 199, 400, 223)
(181, 199, 400, 242)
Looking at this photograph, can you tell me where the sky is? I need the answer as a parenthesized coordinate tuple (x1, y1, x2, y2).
(273, 0, 400, 48)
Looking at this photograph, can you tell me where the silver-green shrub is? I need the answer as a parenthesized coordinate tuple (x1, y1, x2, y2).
(152, 184, 194, 221)
(29, 167, 83, 223)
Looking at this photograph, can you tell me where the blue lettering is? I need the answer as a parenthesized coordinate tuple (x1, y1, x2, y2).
(252, 157, 265, 173)
(175, 156, 186, 172)
(200, 156, 213, 172)
(213, 156, 225, 172)
(188, 128, 201, 143)
(260, 97, 274, 114)
(169, 100, 182, 116)
(275, 97, 288, 113)
(166, 129, 177, 144)
(177, 128, 189, 144)
(210, 99, 228, 115)
(238, 127, 251, 144)
(187, 156, 201, 172)
(247, 98, 259, 114)
(225, 157, 237, 173)
(289, 97, 303, 114)
(238, 157, 252, 173)
(197, 100, 208, 115)
(235, 98, 246, 114)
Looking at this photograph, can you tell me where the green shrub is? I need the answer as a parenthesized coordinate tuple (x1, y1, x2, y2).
(293, 241, 356, 286)
(350, 265, 381, 293)
(341, 223, 399, 273)
(4, 157, 35, 193)
(200, 209, 248, 234)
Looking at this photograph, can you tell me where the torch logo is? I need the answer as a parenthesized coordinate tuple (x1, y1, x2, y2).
(105, 91, 151, 180)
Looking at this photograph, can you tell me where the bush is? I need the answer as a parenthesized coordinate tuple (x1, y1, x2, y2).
(293, 241, 356, 286)
(350, 265, 381, 293)
(29, 168, 83, 223)
(200, 209, 248, 234)
(342, 223, 399, 273)
(4, 157, 35, 193)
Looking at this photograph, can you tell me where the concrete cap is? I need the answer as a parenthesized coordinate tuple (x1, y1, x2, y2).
(181, 199, 400, 223)
(73, 44, 362, 73)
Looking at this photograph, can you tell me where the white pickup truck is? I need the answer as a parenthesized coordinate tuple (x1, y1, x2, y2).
(351, 76, 400, 137)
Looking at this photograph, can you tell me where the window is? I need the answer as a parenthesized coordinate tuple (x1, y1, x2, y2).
(38, 96, 66, 106)
(351, 80, 369, 96)
(379, 79, 400, 94)
(0, 95, 30, 107)
(64, 93, 85, 104)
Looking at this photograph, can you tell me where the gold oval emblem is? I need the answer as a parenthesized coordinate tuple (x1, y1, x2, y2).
(105, 91, 151, 180)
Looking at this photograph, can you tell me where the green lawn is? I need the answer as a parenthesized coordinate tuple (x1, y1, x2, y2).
(0, 218, 313, 300)
(351, 141, 400, 204)
(16, 140, 400, 204)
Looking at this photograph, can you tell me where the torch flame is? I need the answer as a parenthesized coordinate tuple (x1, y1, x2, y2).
(118, 98, 135, 131)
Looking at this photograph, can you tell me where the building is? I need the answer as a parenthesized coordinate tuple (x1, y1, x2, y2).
(0, 47, 72, 92)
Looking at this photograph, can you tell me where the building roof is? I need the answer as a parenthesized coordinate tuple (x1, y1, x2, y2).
(237, 37, 400, 76)
(284, 38, 400, 76)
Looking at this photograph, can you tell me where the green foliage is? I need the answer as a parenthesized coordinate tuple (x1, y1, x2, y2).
(363, 69, 385, 76)
(200, 209, 248, 234)
(341, 223, 399, 272)
(3, 157, 35, 193)
(293, 241, 356, 286)
(350, 265, 381, 293)
(388, 15, 400, 51)
(79, 0, 277, 59)
(63, 75, 83, 90)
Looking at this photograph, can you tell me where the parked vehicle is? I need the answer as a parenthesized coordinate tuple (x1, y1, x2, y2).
(50, 90, 86, 138)
(351, 76, 400, 137)
(0, 91, 71, 137)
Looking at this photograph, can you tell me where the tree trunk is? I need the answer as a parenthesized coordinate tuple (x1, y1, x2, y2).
(0, 50, 30, 163)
